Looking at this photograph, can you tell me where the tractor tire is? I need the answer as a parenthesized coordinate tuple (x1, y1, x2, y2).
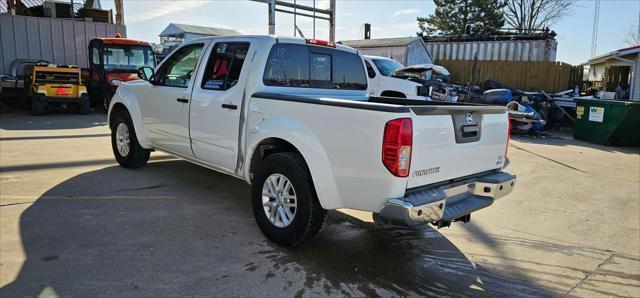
(21, 93, 32, 110)
(31, 95, 47, 116)
(77, 94, 91, 114)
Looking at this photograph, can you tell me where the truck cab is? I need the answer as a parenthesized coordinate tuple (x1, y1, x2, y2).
(88, 36, 155, 111)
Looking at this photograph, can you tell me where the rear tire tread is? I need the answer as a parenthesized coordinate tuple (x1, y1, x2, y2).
(252, 152, 327, 247)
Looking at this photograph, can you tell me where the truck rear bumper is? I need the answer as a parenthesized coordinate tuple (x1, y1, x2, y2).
(376, 171, 516, 226)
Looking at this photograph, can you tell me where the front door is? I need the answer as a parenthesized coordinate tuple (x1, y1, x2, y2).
(189, 41, 252, 171)
(138, 42, 206, 157)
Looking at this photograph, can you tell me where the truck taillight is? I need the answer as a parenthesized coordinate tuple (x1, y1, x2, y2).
(382, 118, 412, 177)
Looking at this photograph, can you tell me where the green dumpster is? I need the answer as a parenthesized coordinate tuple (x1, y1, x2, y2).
(573, 98, 640, 146)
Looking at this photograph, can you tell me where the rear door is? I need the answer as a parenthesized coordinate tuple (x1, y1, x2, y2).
(189, 40, 253, 171)
(406, 107, 509, 189)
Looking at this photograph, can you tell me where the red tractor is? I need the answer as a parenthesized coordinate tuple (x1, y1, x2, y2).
(87, 35, 155, 111)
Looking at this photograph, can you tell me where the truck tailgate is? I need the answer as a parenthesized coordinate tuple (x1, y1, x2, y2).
(407, 106, 508, 189)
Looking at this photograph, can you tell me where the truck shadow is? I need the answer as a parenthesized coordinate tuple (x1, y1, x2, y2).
(0, 111, 107, 131)
(511, 134, 640, 155)
(0, 160, 550, 297)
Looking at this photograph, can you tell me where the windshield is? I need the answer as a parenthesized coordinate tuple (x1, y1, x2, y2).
(103, 46, 155, 70)
(371, 58, 404, 76)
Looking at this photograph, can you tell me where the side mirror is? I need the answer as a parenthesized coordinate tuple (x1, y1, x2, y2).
(138, 66, 154, 82)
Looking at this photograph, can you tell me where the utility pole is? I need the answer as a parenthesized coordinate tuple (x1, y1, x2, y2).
(329, 0, 335, 42)
(590, 0, 601, 57)
(7, 0, 16, 15)
(114, 0, 124, 25)
(364, 23, 371, 39)
(268, 0, 275, 35)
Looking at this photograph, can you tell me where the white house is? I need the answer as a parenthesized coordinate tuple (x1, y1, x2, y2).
(584, 45, 640, 101)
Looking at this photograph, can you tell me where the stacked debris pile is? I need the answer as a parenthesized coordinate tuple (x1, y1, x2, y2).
(448, 79, 580, 134)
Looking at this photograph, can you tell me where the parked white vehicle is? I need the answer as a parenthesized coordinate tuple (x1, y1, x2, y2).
(108, 35, 516, 246)
(363, 55, 429, 100)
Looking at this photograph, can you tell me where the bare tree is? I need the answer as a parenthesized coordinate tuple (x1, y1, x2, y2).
(504, 0, 576, 32)
(623, 24, 640, 46)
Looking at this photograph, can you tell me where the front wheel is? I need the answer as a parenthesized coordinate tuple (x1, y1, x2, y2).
(110, 110, 150, 168)
(252, 152, 328, 247)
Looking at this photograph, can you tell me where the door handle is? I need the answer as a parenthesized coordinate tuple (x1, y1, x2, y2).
(461, 125, 478, 137)
(177, 98, 189, 103)
(221, 104, 237, 110)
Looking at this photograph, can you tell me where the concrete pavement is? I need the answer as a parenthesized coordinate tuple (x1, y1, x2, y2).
(1, 112, 638, 297)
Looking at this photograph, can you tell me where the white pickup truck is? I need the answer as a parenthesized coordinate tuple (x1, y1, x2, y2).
(108, 35, 516, 246)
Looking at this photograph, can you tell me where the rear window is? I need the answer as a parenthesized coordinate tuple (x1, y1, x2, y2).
(263, 44, 367, 90)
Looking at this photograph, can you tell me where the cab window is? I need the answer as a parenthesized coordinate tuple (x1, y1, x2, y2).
(201, 42, 250, 90)
(310, 53, 332, 88)
(333, 51, 367, 89)
(154, 43, 203, 88)
(263, 44, 310, 88)
(263, 43, 367, 90)
(91, 47, 100, 65)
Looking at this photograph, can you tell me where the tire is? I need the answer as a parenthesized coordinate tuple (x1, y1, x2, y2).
(110, 110, 150, 169)
(77, 94, 91, 114)
(251, 152, 328, 247)
(21, 93, 32, 110)
(31, 94, 46, 116)
(102, 92, 113, 113)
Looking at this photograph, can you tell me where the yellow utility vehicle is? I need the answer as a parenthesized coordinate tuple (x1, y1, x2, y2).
(24, 61, 90, 115)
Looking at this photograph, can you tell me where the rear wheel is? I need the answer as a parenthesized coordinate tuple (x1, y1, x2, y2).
(110, 110, 150, 168)
(77, 94, 91, 114)
(31, 94, 47, 116)
(21, 93, 32, 110)
(252, 152, 327, 247)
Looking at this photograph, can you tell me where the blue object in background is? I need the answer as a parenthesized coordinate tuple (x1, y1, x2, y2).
(520, 102, 545, 131)
(483, 89, 513, 105)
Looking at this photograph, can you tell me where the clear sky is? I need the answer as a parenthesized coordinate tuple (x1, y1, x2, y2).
(102, 0, 640, 65)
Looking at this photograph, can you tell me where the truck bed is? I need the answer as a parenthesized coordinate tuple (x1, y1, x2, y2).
(250, 92, 509, 210)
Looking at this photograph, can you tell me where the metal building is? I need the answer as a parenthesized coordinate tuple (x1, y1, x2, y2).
(422, 32, 559, 63)
(424, 39, 558, 62)
(340, 37, 433, 66)
(159, 23, 241, 43)
(0, 14, 126, 75)
(156, 23, 241, 60)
